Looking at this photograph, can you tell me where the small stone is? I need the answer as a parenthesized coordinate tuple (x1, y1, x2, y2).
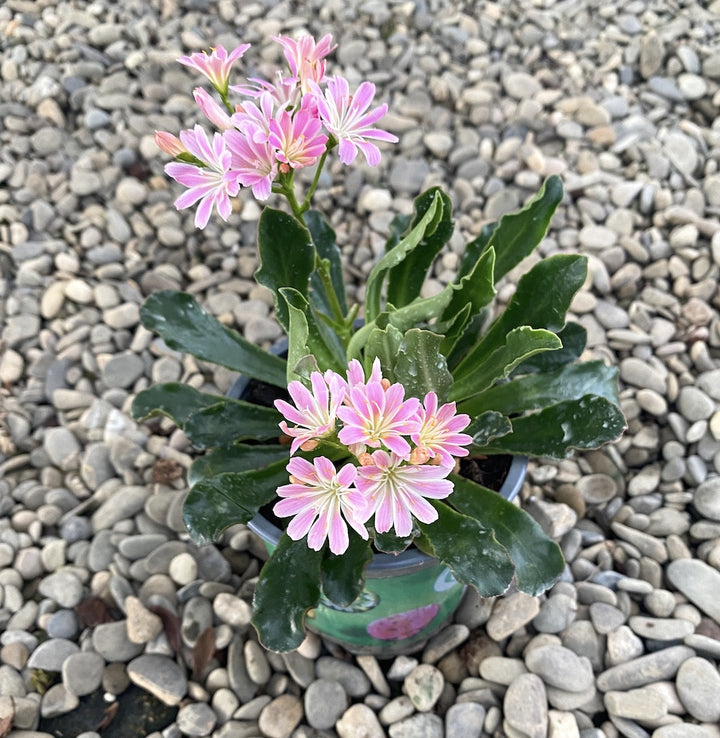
(92, 621, 144, 662)
(0, 348, 24, 384)
(503, 71, 542, 99)
(666, 559, 720, 623)
(258, 694, 304, 738)
(41, 683, 80, 718)
(596, 646, 694, 691)
(169, 552, 198, 586)
(44, 428, 81, 471)
(404, 664, 444, 712)
(336, 703, 385, 738)
(127, 654, 188, 706)
(694, 477, 720, 521)
(675, 656, 720, 722)
(27, 639, 80, 671)
(525, 645, 594, 693)
(486, 592, 540, 641)
(604, 688, 667, 721)
(388, 713, 444, 738)
(304, 679, 348, 729)
(62, 652, 105, 697)
(445, 702, 485, 738)
(102, 353, 145, 389)
(628, 616, 694, 641)
(316, 657, 371, 697)
(504, 673, 548, 738)
(125, 596, 163, 644)
(422, 625, 469, 664)
(176, 702, 218, 737)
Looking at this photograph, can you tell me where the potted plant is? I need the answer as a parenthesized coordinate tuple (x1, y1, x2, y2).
(132, 36, 626, 654)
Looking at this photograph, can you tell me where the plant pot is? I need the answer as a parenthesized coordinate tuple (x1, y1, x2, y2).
(247, 455, 527, 656)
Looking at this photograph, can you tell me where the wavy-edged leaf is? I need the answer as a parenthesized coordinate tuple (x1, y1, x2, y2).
(131, 383, 223, 427)
(373, 529, 415, 554)
(386, 187, 454, 309)
(306, 209, 347, 316)
(448, 475, 565, 595)
(364, 323, 404, 382)
(416, 501, 514, 597)
(183, 461, 288, 545)
(441, 246, 496, 323)
(140, 291, 287, 388)
(450, 327, 562, 402)
(183, 399, 282, 447)
(466, 411, 512, 448)
(486, 174, 564, 281)
(513, 321, 587, 374)
(252, 534, 323, 652)
(321, 533, 373, 608)
(457, 221, 497, 282)
(365, 192, 441, 322)
(395, 329, 453, 402)
(188, 444, 289, 487)
(256, 208, 315, 332)
(453, 254, 587, 379)
(478, 395, 627, 458)
(461, 360, 620, 418)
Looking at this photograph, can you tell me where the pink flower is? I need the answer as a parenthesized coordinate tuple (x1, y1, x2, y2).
(194, 87, 233, 130)
(412, 393, 472, 468)
(275, 456, 369, 554)
(224, 129, 278, 200)
(178, 44, 250, 96)
(268, 109, 328, 171)
(231, 92, 276, 143)
(273, 33, 336, 92)
(356, 450, 454, 537)
(337, 375, 420, 459)
(231, 71, 301, 110)
(165, 126, 239, 229)
(274, 370, 346, 455)
(312, 76, 398, 166)
(154, 131, 187, 157)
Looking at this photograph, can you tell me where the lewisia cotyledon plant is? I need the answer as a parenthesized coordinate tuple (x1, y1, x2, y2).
(133, 34, 627, 651)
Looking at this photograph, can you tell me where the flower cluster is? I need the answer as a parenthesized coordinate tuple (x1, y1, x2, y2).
(156, 37, 398, 228)
(274, 360, 472, 555)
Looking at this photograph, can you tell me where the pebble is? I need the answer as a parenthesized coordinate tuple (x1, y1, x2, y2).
(61, 652, 105, 697)
(596, 646, 694, 691)
(525, 645, 595, 693)
(675, 656, 720, 722)
(127, 654, 188, 706)
(404, 664, 444, 712)
(504, 674, 548, 738)
(176, 702, 218, 737)
(336, 703, 386, 738)
(258, 695, 304, 738)
(445, 702, 485, 738)
(486, 592, 540, 641)
(666, 559, 720, 623)
(304, 679, 348, 729)
(388, 713, 444, 738)
(604, 688, 668, 722)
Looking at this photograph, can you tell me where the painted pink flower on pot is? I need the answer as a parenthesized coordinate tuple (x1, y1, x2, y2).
(366, 603, 441, 641)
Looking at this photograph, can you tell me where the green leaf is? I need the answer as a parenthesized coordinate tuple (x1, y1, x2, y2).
(386, 285, 454, 333)
(450, 327, 562, 402)
(440, 246, 496, 324)
(364, 323, 404, 382)
(452, 254, 587, 379)
(373, 529, 415, 554)
(461, 361, 621, 418)
(140, 291, 287, 388)
(305, 209, 347, 315)
(485, 174, 564, 281)
(466, 411, 513, 447)
(321, 533, 373, 608)
(256, 208, 315, 332)
(252, 534, 323, 652)
(395, 329, 453, 402)
(417, 501, 514, 597)
(183, 399, 282, 448)
(513, 321, 587, 374)
(457, 221, 497, 281)
(188, 444, 289, 487)
(131, 383, 224, 427)
(386, 187, 454, 308)
(365, 192, 441, 322)
(479, 395, 627, 458)
(449, 475, 565, 595)
(183, 461, 288, 545)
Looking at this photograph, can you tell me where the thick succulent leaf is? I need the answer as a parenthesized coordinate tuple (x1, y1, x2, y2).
(416, 501, 515, 596)
(188, 444, 289, 487)
(386, 187, 454, 309)
(373, 529, 415, 554)
(140, 291, 286, 388)
(395, 329, 453, 403)
(365, 192, 441, 322)
(305, 209, 347, 315)
(450, 327, 562, 402)
(461, 361, 620, 418)
(320, 533, 373, 608)
(440, 246, 496, 324)
(281, 288, 346, 378)
(478, 395, 627, 458)
(183, 461, 288, 545)
(453, 254, 587, 378)
(457, 221, 497, 282)
(183, 399, 282, 448)
(448, 475, 565, 595)
(386, 284, 454, 333)
(252, 534, 323, 652)
(513, 321, 587, 374)
(255, 208, 315, 332)
(132, 383, 223, 427)
(485, 175, 564, 281)
(364, 324, 404, 382)
(466, 411, 513, 448)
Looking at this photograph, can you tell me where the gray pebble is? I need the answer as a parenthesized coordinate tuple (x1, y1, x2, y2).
(503, 673, 547, 738)
(176, 702, 218, 737)
(127, 654, 188, 706)
(62, 651, 105, 697)
(316, 656, 371, 698)
(304, 679, 348, 729)
(525, 645, 594, 693)
(388, 712, 444, 738)
(675, 656, 720, 722)
(597, 646, 694, 691)
(27, 638, 80, 671)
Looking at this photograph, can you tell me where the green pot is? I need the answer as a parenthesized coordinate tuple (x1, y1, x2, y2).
(247, 455, 527, 656)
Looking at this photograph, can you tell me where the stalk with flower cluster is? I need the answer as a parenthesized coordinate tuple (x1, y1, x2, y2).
(134, 33, 626, 651)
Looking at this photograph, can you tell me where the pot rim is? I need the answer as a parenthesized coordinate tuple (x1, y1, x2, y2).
(247, 454, 528, 577)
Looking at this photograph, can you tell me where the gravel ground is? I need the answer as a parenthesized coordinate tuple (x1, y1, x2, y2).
(2, 1, 720, 737)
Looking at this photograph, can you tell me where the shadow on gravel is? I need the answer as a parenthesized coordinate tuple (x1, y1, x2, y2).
(38, 686, 177, 737)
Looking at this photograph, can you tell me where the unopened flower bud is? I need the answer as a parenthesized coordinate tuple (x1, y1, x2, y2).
(409, 446, 431, 465)
(380, 378, 391, 390)
(154, 131, 187, 157)
(300, 439, 319, 452)
(357, 452, 374, 466)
